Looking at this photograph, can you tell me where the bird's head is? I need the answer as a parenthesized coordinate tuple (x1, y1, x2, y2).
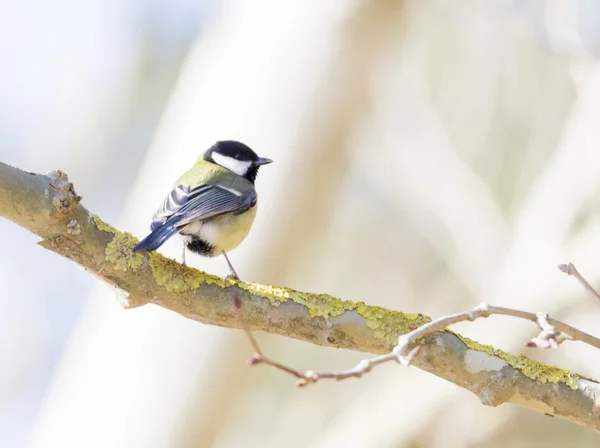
(203, 140, 273, 183)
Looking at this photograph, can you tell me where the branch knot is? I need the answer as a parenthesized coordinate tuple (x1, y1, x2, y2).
(46, 169, 81, 217)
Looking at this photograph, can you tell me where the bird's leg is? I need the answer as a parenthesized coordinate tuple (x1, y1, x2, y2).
(223, 251, 240, 285)
(181, 245, 187, 266)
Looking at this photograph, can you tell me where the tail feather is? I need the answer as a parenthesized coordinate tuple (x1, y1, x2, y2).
(132, 222, 180, 253)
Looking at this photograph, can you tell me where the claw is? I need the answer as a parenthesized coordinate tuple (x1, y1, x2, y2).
(224, 272, 240, 287)
(222, 251, 240, 286)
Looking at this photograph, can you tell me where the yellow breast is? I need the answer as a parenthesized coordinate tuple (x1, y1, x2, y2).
(196, 207, 257, 254)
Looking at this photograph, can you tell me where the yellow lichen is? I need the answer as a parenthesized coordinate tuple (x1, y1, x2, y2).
(239, 282, 358, 318)
(92, 214, 222, 291)
(105, 232, 143, 272)
(239, 282, 428, 345)
(459, 335, 580, 390)
(148, 252, 221, 292)
(92, 214, 143, 271)
(239, 283, 289, 307)
(92, 214, 116, 234)
(356, 302, 430, 347)
(288, 291, 355, 319)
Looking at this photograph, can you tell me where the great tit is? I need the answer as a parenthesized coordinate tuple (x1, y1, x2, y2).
(132, 140, 273, 279)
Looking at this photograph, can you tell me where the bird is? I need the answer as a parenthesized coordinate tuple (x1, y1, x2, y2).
(132, 140, 273, 281)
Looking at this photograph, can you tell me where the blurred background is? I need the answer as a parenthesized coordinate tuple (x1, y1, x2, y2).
(2, 0, 600, 446)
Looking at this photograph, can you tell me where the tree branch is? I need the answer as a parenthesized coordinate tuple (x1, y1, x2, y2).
(2, 160, 600, 431)
(251, 303, 600, 387)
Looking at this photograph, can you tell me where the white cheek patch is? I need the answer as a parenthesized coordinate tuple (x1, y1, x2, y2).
(211, 153, 252, 176)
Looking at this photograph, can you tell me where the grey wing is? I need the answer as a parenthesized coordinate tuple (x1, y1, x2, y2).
(151, 184, 256, 230)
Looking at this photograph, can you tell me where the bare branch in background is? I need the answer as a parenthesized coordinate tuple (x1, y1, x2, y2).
(559, 263, 600, 303)
(2, 160, 600, 432)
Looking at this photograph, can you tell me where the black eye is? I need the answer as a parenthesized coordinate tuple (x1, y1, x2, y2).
(234, 154, 241, 160)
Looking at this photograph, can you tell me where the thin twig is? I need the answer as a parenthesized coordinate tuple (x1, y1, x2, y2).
(231, 291, 421, 386)
(232, 295, 263, 356)
(249, 347, 421, 387)
(248, 302, 600, 386)
(390, 304, 600, 357)
(558, 262, 600, 303)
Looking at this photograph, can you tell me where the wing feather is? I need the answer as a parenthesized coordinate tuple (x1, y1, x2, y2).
(133, 183, 256, 253)
(152, 184, 256, 229)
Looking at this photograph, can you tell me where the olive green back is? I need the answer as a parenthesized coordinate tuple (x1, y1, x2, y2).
(175, 159, 254, 193)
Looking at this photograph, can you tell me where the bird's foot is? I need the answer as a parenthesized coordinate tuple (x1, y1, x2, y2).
(223, 272, 240, 287)
(222, 251, 240, 286)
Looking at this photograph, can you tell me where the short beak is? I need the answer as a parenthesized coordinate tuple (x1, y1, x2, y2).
(255, 157, 273, 166)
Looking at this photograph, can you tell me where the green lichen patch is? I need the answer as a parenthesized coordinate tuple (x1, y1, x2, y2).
(239, 283, 289, 307)
(92, 214, 222, 291)
(92, 214, 116, 234)
(105, 232, 143, 272)
(289, 291, 356, 319)
(239, 282, 358, 318)
(459, 335, 580, 390)
(92, 214, 143, 271)
(356, 303, 431, 347)
(239, 282, 429, 345)
(148, 252, 221, 293)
